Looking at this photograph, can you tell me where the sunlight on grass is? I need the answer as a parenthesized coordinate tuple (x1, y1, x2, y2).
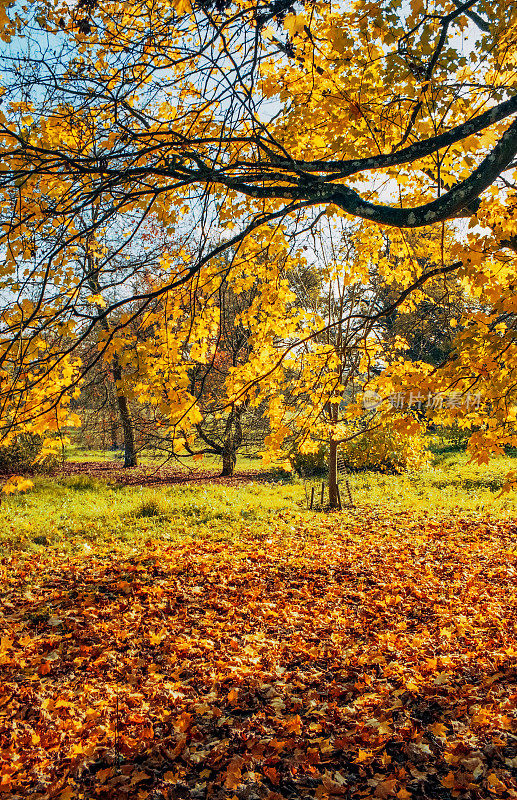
(0, 477, 304, 556)
(2, 445, 517, 556)
(346, 447, 517, 516)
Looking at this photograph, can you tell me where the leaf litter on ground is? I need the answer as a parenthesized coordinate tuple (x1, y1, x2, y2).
(0, 508, 516, 799)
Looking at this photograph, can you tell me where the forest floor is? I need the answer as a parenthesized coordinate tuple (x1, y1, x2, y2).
(60, 459, 269, 487)
(0, 448, 516, 799)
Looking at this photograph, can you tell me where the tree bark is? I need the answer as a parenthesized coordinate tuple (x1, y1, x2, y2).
(110, 413, 119, 450)
(328, 437, 339, 510)
(221, 449, 237, 476)
(112, 361, 137, 468)
(220, 405, 243, 476)
(86, 251, 137, 468)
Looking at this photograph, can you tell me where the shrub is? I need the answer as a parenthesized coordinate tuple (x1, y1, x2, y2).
(434, 423, 470, 450)
(0, 433, 48, 473)
(340, 422, 430, 473)
(290, 444, 327, 477)
(134, 497, 170, 519)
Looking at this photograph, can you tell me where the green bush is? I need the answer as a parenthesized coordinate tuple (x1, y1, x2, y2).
(290, 444, 327, 476)
(434, 423, 470, 450)
(340, 422, 430, 473)
(0, 433, 46, 473)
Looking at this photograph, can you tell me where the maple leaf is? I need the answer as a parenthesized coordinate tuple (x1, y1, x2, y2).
(264, 766, 280, 785)
(428, 722, 448, 738)
(224, 756, 244, 789)
(2, 476, 33, 495)
(284, 14, 306, 38)
(285, 714, 302, 734)
(149, 628, 167, 645)
(441, 772, 456, 789)
(227, 687, 239, 703)
(487, 773, 507, 793)
(374, 778, 398, 798)
(322, 773, 348, 796)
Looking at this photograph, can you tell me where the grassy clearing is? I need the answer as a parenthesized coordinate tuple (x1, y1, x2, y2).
(344, 447, 517, 516)
(63, 444, 263, 472)
(0, 476, 303, 556)
(304, 440, 517, 517)
(2, 444, 517, 557)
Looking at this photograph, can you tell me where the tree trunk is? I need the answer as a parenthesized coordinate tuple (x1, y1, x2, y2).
(110, 413, 119, 450)
(220, 404, 242, 476)
(86, 254, 137, 467)
(113, 362, 138, 467)
(221, 449, 237, 476)
(328, 437, 339, 509)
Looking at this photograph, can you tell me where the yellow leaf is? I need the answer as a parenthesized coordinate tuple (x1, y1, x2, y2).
(225, 756, 244, 789)
(284, 13, 306, 38)
(87, 293, 106, 307)
(429, 722, 448, 738)
(149, 629, 167, 645)
(377, 721, 392, 735)
(2, 476, 34, 494)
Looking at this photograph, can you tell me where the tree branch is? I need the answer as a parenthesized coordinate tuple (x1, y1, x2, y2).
(450, 0, 490, 32)
(260, 94, 517, 177)
(326, 117, 517, 226)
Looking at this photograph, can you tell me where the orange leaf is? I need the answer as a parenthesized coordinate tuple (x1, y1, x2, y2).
(264, 766, 280, 785)
(174, 712, 192, 732)
(441, 772, 456, 789)
(224, 756, 244, 789)
(285, 714, 302, 734)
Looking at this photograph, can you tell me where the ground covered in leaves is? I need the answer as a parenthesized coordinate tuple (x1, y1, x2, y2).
(58, 461, 269, 488)
(1, 511, 516, 799)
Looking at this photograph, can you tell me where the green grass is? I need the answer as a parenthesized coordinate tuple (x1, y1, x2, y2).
(342, 443, 517, 515)
(63, 444, 263, 472)
(0, 475, 303, 556)
(2, 444, 517, 557)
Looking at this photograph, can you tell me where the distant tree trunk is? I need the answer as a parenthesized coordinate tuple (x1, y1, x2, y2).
(220, 404, 243, 476)
(112, 362, 138, 468)
(328, 397, 340, 509)
(86, 250, 137, 468)
(110, 412, 119, 450)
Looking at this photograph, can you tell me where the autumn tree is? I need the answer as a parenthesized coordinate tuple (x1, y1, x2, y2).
(2, 0, 517, 478)
(188, 280, 270, 476)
